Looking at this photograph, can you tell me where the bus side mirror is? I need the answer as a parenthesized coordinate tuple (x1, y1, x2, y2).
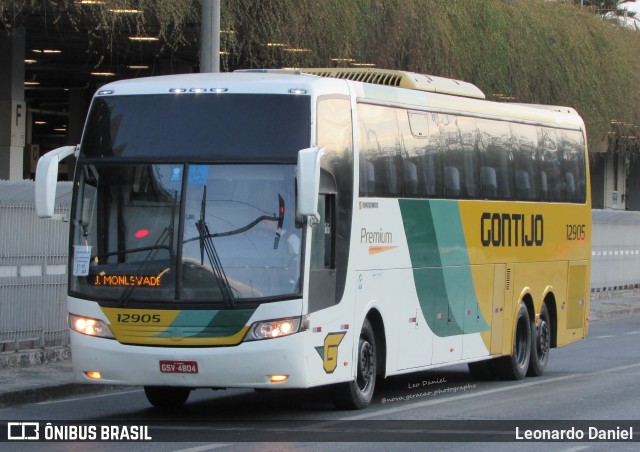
(35, 145, 77, 219)
(296, 147, 325, 225)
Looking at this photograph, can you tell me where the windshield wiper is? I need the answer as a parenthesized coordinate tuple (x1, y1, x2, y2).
(184, 194, 285, 247)
(273, 194, 285, 249)
(195, 186, 236, 308)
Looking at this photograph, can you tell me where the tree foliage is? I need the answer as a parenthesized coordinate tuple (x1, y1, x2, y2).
(0, 0, 199, 50)
(225, 0, 640, 150)
(2, 0, 640, 152)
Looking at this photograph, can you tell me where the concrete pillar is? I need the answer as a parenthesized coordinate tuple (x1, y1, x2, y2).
(58, 88, 89, 179)
(201, 0, 221, 73)
(590, 153, 606, 210)
(627, 162, 640, 211)
(598, 149, 627, 210)
(0, 28, 26, 180)
(67, 88, 89, 145)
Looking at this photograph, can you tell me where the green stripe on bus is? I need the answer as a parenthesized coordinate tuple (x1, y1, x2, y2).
(429, 201, 470, 266)
(398, 199, 441, 268)
(399, 199, 489, 337)
(156, 308, 255, 338)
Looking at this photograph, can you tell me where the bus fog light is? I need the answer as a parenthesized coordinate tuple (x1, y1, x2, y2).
(85, 371, 102, 380)
(69, 313, 114, 339)
(270, 375, 289, 383)
(245, 316, 305, 341)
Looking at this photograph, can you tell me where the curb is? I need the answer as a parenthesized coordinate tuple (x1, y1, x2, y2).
(590, 306, 640, 322)
(0, 383, 127, 409)
(0, 346, 70, 370)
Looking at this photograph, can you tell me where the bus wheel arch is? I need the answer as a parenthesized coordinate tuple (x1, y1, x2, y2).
(543, 294, 558, 349)
(332, 310, 386, 409)
(365, 308, 387, 378)
(521, 293, 535, 329)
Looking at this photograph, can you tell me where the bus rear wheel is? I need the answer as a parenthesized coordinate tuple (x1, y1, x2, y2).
(333, 319, 377, 410)
(495, 302, 531, 380)
(527, 303, 551, 377)
(144, 386, 191, 409)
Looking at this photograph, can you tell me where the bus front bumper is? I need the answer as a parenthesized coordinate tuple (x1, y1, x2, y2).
(70, 330, 311, 389)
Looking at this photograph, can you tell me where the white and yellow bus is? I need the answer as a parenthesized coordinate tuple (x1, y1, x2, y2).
(36, 68, 591, 409)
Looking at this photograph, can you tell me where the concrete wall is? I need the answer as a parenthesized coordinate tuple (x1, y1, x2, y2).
(591, 209, 640, 293)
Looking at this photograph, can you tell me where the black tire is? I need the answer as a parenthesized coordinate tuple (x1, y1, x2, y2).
(144, 386, 191, 409)
(333, 319, 377, 409)
(527, 303, 551, 377)
(468, 360, 495, 381)
(494, 302, 531, 380)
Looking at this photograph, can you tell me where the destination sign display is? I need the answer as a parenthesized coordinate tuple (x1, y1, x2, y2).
(91, 275, 162, 287)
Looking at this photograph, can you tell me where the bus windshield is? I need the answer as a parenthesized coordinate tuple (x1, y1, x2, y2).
(70, 163, 302, 305)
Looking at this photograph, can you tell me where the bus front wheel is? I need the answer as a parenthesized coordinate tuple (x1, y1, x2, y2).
(333, 319, 377, 410)
(495, 302, 531, 380)
(144, 386, 191, 409)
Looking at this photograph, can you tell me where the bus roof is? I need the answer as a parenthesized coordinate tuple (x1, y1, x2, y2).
(94, 71, 350, 97)
(95, 69, 585, 132)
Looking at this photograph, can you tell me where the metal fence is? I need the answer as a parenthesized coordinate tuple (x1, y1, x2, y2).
(591, 209, 640, 294)
(0, 181, 72, 352)
(0, 179, 638, 353)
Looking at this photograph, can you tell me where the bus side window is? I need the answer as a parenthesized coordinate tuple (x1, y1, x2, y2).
(442, 116, 478, 199)
(477, 118, 513, 200)
(480, 166, 497, 199)
(315, 97, 351, 307)
(560, 130, 586, 203)
(373, 152, 401, 196)
(404, 159, 418, 196)
(515, 170, 532, 200)
(512, 124, 540, 201)
(463, 148, 479, 197)
(540, 170, 548, 200)
(398, 109, 443, 198)
(539, 128, 565, 202)
(360, 159, 376, 196)
(444, 166, 461, 197)
(358, 104, 401, 197)
(421, 149, 442, 196)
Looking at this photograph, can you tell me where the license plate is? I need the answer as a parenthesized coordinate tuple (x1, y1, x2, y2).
(159, 360, 199, 374)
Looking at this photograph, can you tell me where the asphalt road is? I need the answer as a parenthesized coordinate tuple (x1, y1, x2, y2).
(1, 315, 639, 451)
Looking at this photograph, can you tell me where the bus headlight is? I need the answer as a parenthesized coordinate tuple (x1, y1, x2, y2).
(69, 313, 114, 339)
(244, 316, 307, 341)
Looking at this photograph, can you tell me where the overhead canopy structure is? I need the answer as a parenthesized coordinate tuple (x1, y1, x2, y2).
(14, 3, 200, 139)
